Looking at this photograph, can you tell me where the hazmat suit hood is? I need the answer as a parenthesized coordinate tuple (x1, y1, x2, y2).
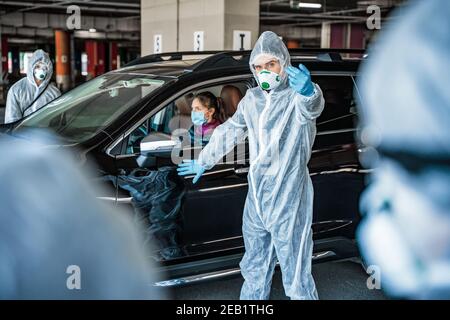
(27, 49, 54, 88)
(249, 31, 291, 91)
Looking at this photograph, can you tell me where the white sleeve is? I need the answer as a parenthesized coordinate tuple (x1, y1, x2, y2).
(295, 83, 325, 122)
(5, 87, 22, 124)
(197, 96, 248, 170)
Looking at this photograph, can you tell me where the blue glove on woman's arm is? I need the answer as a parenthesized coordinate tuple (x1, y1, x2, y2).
(286, 64, 315, 97)
(177, 159, 206, 184)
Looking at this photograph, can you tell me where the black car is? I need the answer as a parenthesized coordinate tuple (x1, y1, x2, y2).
(6, 49, 367, 287)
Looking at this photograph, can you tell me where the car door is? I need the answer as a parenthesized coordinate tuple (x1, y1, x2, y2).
(110, 76, 253, 262)
(308, 73, 366, 240)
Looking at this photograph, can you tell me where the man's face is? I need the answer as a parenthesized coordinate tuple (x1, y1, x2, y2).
(253, 57, 282, 74)
(34, 62, 47, 72)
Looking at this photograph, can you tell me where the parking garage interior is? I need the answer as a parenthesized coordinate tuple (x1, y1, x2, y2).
(3, 0, 448, 303)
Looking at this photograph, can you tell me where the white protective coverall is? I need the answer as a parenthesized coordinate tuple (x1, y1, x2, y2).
(197, 31, 325, 299)
(5, 49, 60, 124)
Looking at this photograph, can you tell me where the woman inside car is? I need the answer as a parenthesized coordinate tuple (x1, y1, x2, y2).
(189, 91, 225, 146)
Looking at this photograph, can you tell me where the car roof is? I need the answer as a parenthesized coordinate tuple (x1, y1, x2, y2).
(118, 49, 365, 77)
(116, 59, 203, 77)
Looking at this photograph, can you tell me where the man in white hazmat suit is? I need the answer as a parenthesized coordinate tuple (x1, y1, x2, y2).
(5, 49, 60, 124)
(178, 31, 325, 300)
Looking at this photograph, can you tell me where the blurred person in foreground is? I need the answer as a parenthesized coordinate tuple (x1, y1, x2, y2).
(0, 132, 166, 299)
(357, 0, 450, 299)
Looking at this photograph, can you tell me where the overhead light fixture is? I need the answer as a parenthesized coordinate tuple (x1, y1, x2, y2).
(298, 2, 322, 9)
(89, 28, 97, 33)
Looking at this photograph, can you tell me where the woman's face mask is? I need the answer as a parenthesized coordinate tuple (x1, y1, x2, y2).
(257, 70, 281, 91)
(191, 111, 207, 126)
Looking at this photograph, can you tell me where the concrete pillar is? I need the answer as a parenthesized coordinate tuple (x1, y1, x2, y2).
(97, 42, 105, 75)
(85, 40, 97, 80)
(1, 35, 8, 81)
(70, 34, 77, 89)
(84, 41, 107, 78)
(55, 30, 71, 92)
(287, 40, 300, 49)
(11, 47, 19, 75)
(141, 0, 178, 55)
(140, 0, 259, 55)
(178, 0, 225, 51)
(223, 0, 259, 51)
(109, 42, 118, 70)
(0, 31, 6, 105)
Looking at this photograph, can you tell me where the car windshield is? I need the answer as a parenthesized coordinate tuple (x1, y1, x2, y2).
(15, 73, 167, 144)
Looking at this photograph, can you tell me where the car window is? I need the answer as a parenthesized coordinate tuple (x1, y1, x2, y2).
(314, 75, 357, 132)
(124, 81, 248, 155)
(16, 73, 167, 144)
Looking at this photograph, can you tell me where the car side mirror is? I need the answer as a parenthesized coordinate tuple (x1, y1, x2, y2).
(137, 132, 180, 168)
(141, 139, 177, 155)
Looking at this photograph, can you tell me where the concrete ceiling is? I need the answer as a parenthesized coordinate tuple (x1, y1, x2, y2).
(260, 0, 405, 27)
(0, 0, 140, 18)
(0, 0, 141, 43)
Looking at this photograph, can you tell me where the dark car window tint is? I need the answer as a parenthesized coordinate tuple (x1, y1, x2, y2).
(16, 74, 166, 144)
(124, 82, 248, 155)
(314, 75, 357, 132)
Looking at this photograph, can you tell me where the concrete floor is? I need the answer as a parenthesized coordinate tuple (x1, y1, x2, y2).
(171, 259, 387, 300)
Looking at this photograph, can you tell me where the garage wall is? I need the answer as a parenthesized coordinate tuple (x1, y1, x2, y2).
(224, 0, 259, 50)
(141, 0, 178, 55)
(179, 0, 225, 51)
(140, 0, 259, 55)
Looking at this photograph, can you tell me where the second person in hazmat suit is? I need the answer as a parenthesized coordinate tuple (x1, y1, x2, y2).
(5, 49, 61, 124)
(178, 31, 325, 300)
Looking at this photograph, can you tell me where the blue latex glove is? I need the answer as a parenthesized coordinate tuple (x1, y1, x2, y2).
(286, 64, 315, 97)
(177, 159, 206, 184)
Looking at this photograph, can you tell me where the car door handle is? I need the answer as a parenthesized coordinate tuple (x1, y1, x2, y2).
(97, 196, 133, 204)
(234, 167, 249, 174)
(117, 197, 133, 204)
(96, 196, 116, 202)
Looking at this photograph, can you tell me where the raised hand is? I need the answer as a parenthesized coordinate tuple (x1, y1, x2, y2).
(286, 64, 315, 97)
